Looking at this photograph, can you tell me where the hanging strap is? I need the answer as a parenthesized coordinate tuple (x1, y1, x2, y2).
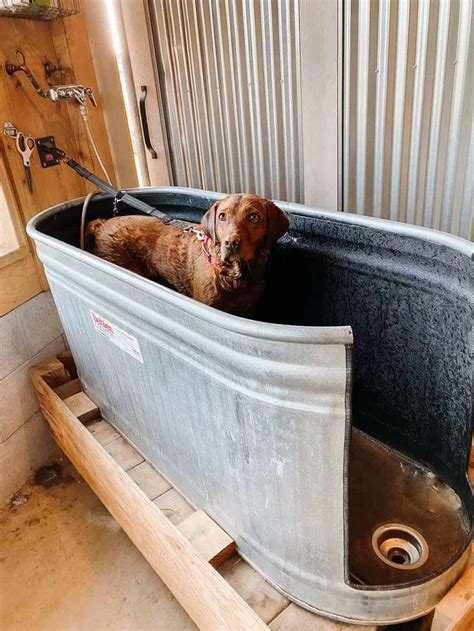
(65, 158, 203, 237)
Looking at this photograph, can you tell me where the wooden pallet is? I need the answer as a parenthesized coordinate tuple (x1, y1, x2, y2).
(31, 353, 472, 630)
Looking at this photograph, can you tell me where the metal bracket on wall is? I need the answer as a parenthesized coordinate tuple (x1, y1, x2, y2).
(36, 136, 61, 169)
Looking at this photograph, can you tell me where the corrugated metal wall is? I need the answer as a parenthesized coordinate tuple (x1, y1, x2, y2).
(149, 0, 303, 202)
(148, 0, 472, 237)
(343, 0, 472, 238)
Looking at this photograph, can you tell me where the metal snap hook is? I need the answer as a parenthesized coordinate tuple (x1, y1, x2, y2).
(16, 49, 26, 66)
(112, 190, 127, 215)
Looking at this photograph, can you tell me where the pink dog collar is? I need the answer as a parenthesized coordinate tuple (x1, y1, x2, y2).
(201, 235, 220, 268)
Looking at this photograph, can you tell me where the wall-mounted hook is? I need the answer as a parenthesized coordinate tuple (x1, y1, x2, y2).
(44, 59, 68, 81)
(6, 49, 50, 98)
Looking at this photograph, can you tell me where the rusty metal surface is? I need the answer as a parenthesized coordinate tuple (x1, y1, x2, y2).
(349, 429, 469, 586)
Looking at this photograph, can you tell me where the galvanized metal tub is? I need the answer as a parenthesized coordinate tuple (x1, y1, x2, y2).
(27, 188, 473, 624)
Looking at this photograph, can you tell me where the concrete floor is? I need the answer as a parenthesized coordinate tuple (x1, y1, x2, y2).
(2, 455, 470, 631)
(0, 458, 196, 631)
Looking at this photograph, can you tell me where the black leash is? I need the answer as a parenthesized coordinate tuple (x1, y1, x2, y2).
(39, 140, 204, 239)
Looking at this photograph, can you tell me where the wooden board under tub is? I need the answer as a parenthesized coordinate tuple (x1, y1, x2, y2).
(30, 352, 473, 631)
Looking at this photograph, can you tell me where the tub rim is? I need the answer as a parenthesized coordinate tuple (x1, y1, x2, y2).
(28, 193, 355, 346)
(107, 186, 473, 258)
(27, 184, 473, 345)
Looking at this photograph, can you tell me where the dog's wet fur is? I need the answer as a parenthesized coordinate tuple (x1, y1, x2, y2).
(85, 194, 288, 317)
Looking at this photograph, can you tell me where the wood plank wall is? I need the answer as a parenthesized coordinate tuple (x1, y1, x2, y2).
(0, 11, 115, 313)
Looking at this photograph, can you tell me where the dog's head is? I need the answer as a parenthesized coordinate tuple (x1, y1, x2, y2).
(201, 194, 289, 265)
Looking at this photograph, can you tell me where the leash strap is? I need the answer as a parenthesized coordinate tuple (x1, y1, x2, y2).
(62, 154, 204, 238)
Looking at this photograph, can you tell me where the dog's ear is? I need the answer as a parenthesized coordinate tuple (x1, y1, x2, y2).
(266, 201, 289, 247)
(201, 201, 219, 243)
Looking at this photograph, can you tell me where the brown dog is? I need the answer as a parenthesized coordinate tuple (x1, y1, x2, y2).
(86, 194, 288, 317)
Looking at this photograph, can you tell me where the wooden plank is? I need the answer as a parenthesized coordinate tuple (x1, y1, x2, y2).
(0, 20, 87, 224)
(178, 510, 235, 568)
(87, 419, 121, 447)
(63, 392, 99, 424)
(128, 461, 171, 501)
(56, 351, 77, 378)
(219, 556, 289, 624)
(446, 599, 474, 631)
(30, 357, 268, 631)
(0, 245, 28, 269)
(0, 153, 26, 255)
(432, 565, 474, 631)
(50, 12, 116, 190)
(0, 251, 42, 316)
(154, 488, 195, 526)
(53, 378, 82, 400)
(87, 423, 232, 566)
(102, 436, 144, 471)
(269, 603, 376, 631)
(0, 148, 43, 309)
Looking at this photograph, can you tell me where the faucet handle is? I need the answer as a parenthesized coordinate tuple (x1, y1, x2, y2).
(85, 87, 97, 107)
(47, 84, 97, 108)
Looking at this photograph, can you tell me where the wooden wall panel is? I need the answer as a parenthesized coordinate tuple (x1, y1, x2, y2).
(0, 254, 42, 315)
(50, 11, 116, 188)
(0, 150, 41, 315)
(0, 11, 115, 311)
(1, 19, 86, 220)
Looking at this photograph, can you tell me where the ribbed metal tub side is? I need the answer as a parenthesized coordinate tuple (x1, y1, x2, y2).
(35, 237, 353, 613)
(27, 188, 473, 624)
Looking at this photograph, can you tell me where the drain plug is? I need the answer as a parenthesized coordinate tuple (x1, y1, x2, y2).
(371, 524, 429, 570)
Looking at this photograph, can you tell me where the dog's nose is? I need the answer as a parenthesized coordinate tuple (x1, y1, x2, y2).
(224, 236, 241, 251)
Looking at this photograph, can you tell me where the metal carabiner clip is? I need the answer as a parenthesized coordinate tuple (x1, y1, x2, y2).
(3, 122, 18, 139)
(112, 190, 127, 215)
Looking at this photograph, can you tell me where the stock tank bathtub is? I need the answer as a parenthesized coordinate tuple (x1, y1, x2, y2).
(28, 188, 472, 624)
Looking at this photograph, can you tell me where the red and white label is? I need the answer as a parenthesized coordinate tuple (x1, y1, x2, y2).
(90, 310, 143, 363)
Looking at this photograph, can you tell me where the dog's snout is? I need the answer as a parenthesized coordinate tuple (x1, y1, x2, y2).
(224, 235, 241, 251)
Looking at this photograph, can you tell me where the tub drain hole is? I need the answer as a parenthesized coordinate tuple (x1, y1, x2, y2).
(389, 550, 409, 565)
(372, 524, 428, 570)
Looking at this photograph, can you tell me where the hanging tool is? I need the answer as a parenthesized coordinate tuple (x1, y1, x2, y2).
(5, 51, 50, 99)
(3, 122, 36, 193)
(17, 134, 35, 193)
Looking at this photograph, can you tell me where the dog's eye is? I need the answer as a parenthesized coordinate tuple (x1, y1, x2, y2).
(248, 212, 260, 222)
(218, 212, 226, 221)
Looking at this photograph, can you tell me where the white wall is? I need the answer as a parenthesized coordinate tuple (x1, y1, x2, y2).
(0, 291, 66, 504)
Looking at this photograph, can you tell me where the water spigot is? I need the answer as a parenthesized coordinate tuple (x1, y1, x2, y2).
(47, 85, 97, 108)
